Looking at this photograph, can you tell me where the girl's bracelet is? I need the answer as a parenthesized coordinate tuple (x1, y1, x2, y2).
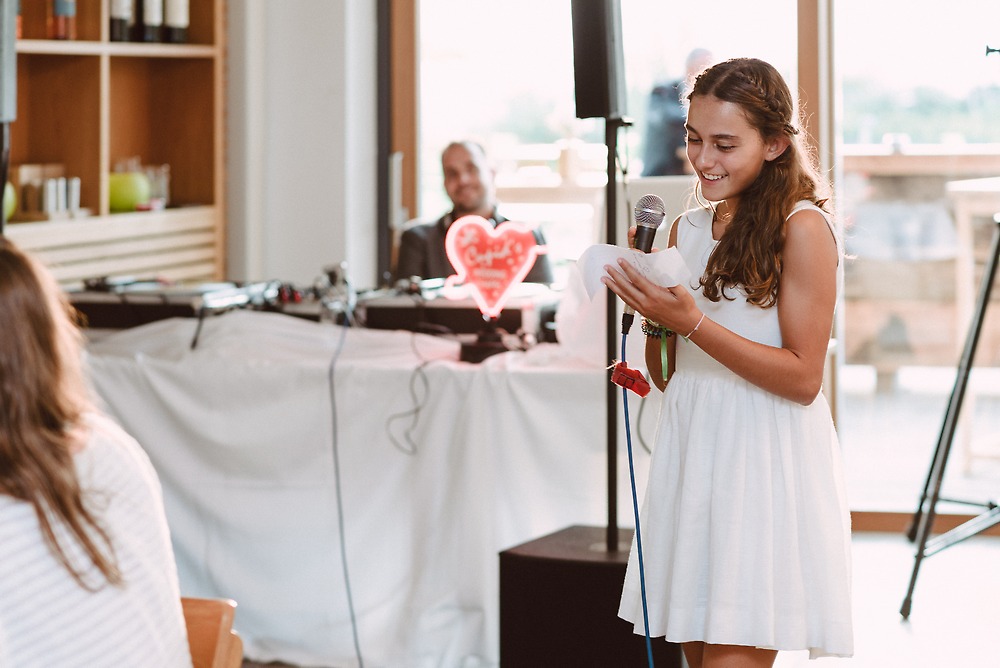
(683, 313, 706, 340)
(641, 317, 673, 338)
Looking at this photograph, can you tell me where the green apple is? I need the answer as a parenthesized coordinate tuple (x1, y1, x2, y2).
(109, 172, 151, 212)
(3, 181, 15, 220)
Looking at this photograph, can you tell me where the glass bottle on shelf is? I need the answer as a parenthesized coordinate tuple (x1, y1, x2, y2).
(133, 0, 163, 42)
(110, 0, 133, 42)
(163, 0, 188, 43)
(47, 0, 77, 40)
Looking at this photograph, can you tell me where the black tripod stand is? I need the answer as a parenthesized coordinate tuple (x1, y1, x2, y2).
(900, 214, 1000, 620)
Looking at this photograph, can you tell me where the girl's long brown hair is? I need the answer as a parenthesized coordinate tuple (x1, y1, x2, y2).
(0, 238, 121, 589)
(688, 57, 830, 307)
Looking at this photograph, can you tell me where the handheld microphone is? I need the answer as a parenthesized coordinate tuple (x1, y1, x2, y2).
(633, 194, 666, 254)
(621, 194, 667, 333)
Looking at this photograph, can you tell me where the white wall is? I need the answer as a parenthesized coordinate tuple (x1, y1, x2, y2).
(226, 1, 378, 287)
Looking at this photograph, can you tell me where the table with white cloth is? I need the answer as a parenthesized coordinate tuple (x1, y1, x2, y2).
(84, 308, 656, 667)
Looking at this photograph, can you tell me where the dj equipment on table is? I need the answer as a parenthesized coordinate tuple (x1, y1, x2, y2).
(69, 276, 561, 343)
(69, 278, 285, 330)
(355, 292, 559, 340)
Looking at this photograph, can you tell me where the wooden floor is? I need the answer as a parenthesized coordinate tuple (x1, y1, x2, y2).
(774, 531, 1000, 668)
(241, 530, 1000, 667)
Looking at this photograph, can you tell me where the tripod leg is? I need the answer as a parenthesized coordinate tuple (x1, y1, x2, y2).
(900, 364, 965, 619)
(900, 217, 1000, 619)
(906, 387, 961, 542)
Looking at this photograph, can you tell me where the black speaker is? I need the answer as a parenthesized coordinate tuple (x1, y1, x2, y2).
(0, 0, 16, 124)
(500, 525, 682, 667)
(570, 0, 627, 120)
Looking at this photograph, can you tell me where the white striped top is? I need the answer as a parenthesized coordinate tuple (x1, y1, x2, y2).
(0, 412, 192, 667)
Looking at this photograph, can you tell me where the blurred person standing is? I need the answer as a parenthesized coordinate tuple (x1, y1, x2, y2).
(641, 48, 715, 176)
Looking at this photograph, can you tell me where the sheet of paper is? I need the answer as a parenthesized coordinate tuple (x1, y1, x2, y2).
(577, 245, 692, 300)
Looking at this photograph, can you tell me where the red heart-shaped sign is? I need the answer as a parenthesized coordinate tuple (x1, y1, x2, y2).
(444, 215, 545, 318)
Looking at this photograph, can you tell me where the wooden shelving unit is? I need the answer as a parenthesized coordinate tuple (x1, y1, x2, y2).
(5, 0, 225, 288)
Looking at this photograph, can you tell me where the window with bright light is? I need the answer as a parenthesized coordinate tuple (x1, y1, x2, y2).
(835, 0, 1000, 512)
(414, 0, 1000, 513)
(417, 0, 796, 275)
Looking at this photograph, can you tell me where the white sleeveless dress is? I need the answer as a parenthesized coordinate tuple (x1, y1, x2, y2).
(618, 202, 853, 659)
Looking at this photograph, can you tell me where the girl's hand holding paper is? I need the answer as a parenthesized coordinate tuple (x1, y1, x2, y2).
(578, 244, 691, 300)
(581, 243, 702, 338)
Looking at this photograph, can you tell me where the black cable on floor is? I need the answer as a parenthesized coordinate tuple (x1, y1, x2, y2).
(326, 321, 365, 667)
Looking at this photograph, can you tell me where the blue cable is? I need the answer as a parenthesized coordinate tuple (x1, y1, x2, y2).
(621, 333, 655, 668)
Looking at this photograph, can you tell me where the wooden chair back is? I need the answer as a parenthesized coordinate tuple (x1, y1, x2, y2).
(181, 597, 244, 668)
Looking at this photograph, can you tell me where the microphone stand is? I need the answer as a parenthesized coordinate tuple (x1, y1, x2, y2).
(604, 115, 630, 553)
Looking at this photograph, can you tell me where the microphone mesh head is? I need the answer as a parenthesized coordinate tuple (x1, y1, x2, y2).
(634, 194, 666, 228)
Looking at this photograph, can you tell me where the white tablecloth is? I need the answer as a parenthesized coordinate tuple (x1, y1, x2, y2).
(85, 309, 656, 667)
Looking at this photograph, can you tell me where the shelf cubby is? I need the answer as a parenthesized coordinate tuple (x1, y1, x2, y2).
(5, 1, 226, 288)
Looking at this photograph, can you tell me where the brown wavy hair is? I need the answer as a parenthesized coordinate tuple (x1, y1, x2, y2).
(0, 238, 121, 589)
(688, 57, 830, 307)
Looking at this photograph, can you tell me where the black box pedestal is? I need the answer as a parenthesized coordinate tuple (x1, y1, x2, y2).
(499, 525, 683, 667)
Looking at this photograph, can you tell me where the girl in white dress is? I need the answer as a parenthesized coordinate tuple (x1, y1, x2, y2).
(603, 58, 853, 667)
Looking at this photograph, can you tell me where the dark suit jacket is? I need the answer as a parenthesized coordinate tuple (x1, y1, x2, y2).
(642, 78, 688, 177)
(395, 210, 555, 284)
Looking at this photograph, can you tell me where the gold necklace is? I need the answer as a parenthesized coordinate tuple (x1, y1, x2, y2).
(713, 204, 732, 223)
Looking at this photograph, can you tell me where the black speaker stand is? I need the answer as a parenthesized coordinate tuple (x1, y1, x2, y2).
(901, 215, 1000, 619)
(499, 525, 683, 667)
(602, 114, 631, 552)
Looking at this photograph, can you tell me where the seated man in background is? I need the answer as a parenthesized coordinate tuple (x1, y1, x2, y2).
(394, 140, 555, 284)
(0, 238, 193, 667)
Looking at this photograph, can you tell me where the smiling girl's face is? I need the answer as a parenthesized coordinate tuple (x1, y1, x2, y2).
(685, 94, 786, 212)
